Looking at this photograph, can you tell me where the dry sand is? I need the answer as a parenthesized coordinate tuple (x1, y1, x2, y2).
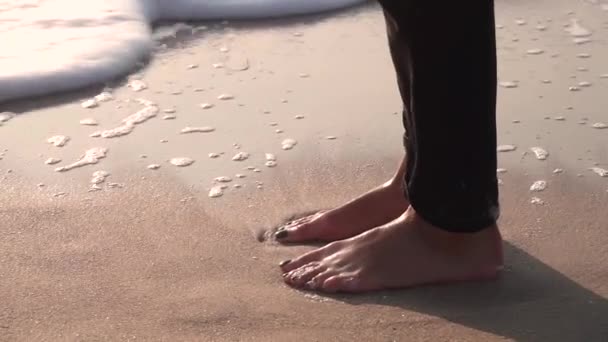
(1, 1, 608, 341)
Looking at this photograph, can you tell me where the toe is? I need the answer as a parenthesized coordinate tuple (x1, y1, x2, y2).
(321, 273, 362, 293)
(277, 214, 330, 243)
(283, 263, 326, 287)
(280, 247, 326, 273)
(305, 269, 337, 290)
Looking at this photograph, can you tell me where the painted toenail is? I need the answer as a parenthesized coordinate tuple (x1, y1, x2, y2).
(275, 229, 288, 239)
(279, 259, 291, 267)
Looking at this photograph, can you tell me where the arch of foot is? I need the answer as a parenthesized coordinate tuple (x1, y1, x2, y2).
(0, 0, 366, 103)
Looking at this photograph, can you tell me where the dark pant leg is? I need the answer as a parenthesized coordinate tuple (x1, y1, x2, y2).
(379, 1, 500, 232)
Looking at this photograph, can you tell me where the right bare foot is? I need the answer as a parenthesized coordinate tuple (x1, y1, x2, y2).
(275, 156, 410, 243)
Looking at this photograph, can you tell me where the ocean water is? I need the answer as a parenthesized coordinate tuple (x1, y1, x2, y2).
(0, 0, 365, 103)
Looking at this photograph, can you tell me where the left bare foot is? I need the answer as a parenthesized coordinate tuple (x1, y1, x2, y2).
(279, 206, 503, 293)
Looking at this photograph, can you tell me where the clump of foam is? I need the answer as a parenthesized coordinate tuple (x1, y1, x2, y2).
(531, 197, 545, 205)
(209, 186, 224, 198)
(81, 99, 98, 109)
(80, 118, 99, 126)
(565, 19, 592, 38)
(170, 157, 194, 167)
(499, 81, 518, 88)
(180, 126, 215, 134)
(55, 147, 108, 172)
(47, 135, 70, 147)
(147, 164, 161, 170)
(232, 152, 250, 161)
(530, 147, 549, 160)
(200, 103, 214, 109)
(590, 167, 608, 177)
(281, 139, 298, 150)
(45, 158, 62, 165)
(530, 180, 547, 192)
(214, 176, 232, 183)
(90, 170, 111, 191)
(526, 49, 544, 55)
(497, 145, 517, 152)
(94, 91, 114, 102)
(0, 112, 15, 125)
(218, 94, 234, 100)
(592, 122, 607, 129)
(128, 79, 148, 92)
(93, 105, 158, 138)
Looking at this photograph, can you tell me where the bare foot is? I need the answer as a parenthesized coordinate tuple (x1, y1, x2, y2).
(275, 156, 410, 243)
(279, 207, 503, 293)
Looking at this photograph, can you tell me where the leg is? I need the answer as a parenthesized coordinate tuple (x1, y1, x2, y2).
(273, 9, 416, 244)
(279, 1, 503, 292)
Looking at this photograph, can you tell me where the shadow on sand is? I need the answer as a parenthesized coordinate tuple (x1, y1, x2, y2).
(324, 242, 608, 341)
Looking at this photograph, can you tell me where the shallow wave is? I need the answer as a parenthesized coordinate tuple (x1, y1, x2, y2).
(0, 0, 365, 103)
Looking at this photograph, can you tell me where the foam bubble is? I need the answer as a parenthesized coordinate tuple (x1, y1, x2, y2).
(170, 157, 194, 167)
(91, 170, 110, 184)
(531, 147, 549, 160)
(281, 139, 298, 150)
(94, 92, 114, 102)
(565, 19, 592, 37)
(232, 152, 250, 161)
(55, 147, 108, 172)
(535, 24, 547, 31)
(162, 114, 176, 120)
(515, 19, 527, 25)
(554, 116, 566, 121)
(499, 81, 518, 88)
(187, 64, 198, 69)
(530, 180, 547, 192)
(531, 197, 545, 205)
(163, 108, 177, 114)
(81, 99, 98, 109)
(200, 103, 214, 109)
(45, 158, 62, 165)
(590, 167, 608, 177)
(147, 164, 161, 170)
(47, 135, 70, 147)
(128, 80, 148, 92)
(496, 168, 508, 174)
(214, 176, 232, 183)
(526, 48, 544, 55)
(209, 153, 220, 158)
(265, 153, 277, 161)
(236, 174, 246, 178)
(294, 115, 305, 119)
(209, 186, 224, 198)
(578, 81, 592, 87)
(497, 145, 517, 152)
(0, 112, 15, 124)
(569, 86, 581, 92)
(553, 168, 564, 174)
(265, 161, 277, 168)
(218, 94, 234, 100)
(180, 126, 215, 134)
(275, 129, 284, 134)
(80, 118, 99, 126)
(592, 122, 607, 129)
(95, 106, 158, 138)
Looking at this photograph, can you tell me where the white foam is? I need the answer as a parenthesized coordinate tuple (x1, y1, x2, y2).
(180, 126, 215, 134)
(530, 180, 547, 192)
(565, 19, 592, 37)
(592, 122, 607, 129)
(55, 147, 108, 172)
(497, 145, 517, 152)
(80, 118, 99, 126)
(208, 186, 224, 198)
(499, 81, 518, 89)
(590, 167, 608, 177)
(45, 157, 62, 165)
(47, 135, 70, 147)
(530, 147, 549, 160)
(281, 138, 298, 150)
(232, 152, 250, 161)
(170, 157, 194, 167)
(0, 0, 365, 102)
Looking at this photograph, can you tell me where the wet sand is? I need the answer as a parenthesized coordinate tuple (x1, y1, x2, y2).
(1, 1, 608, 341)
